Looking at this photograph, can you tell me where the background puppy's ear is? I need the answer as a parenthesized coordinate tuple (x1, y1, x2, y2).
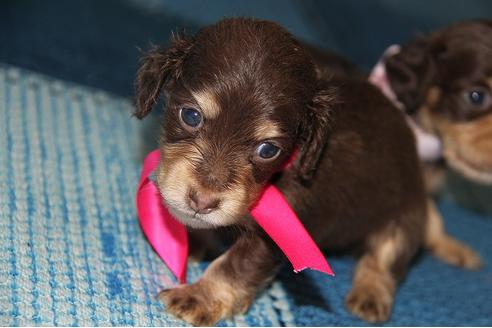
(385, 36, 439, 114)
(296, 87, 334, 182)
(134, 32, 194, 119)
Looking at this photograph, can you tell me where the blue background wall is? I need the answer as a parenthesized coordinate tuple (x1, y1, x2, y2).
(2, 0, 492, 96)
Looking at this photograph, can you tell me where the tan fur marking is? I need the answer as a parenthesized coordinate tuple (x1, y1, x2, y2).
(436, 114, 492, 183)
(487, 78, 492, 90)
(414, 86, 442, 135)
(254, 122, 283, 140)
(157, 143, 254, 228)
(158, 144, 196, 189)
(346, 227, 405, 323)
(201, 253, 256, 314)
(425, 199, 482, 269)
(426, 86, 442, 107)
(375, 230, 404, 270)
(192, 90, 220, 119)
(159, 250, 256, 325)
(415, 104, 436, 134)
(413, 86, 441, 133)
(346, 252, 396, 323)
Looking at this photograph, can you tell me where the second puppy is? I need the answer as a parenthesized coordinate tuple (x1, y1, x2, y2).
(385, 20, 492, 187)
(371, 20, 491, 268)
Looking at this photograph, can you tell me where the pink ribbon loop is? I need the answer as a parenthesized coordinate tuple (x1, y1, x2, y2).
(136, 149, 333, 283)
(136, 150, 188, 283)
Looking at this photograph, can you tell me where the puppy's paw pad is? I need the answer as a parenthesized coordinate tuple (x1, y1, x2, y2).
(346, 286, 392, 323)
(158, 285, 222, 326)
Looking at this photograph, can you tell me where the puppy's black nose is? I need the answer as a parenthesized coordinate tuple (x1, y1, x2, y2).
(188, 189, 220, 214)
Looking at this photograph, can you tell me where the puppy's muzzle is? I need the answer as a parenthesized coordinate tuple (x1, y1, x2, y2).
(188, 188, 221, 214)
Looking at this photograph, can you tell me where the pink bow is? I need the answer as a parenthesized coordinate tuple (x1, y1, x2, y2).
(136, 149, 333, 283)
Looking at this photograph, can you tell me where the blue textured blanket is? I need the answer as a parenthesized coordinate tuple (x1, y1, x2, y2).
(1, 65, 491, 326)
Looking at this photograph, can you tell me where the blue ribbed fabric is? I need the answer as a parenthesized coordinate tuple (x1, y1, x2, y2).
(0, 65, 292, 326)
(1, 64, 491, 326)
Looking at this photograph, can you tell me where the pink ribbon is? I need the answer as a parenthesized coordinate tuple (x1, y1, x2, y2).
(136, 150, 189, 282)
(137, 149, 333, 283)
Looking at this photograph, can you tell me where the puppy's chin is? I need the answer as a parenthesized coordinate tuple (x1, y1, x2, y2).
(445, 150, 492, 185)
(166, 205, 218, 229)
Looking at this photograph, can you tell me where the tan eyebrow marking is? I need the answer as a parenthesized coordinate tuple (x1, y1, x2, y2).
(254, 122, 284, 140)
(192, 90, 220, 119)
(487, 78, 492, 90)
(425, 86, 441, 108)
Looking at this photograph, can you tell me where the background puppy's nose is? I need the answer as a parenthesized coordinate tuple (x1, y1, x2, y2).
(189, 189, 220, 214)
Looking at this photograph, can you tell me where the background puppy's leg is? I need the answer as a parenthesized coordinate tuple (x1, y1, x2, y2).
(423, 161, 447, 194)
(425, 199, 483, 269)
(346, 223, 416, 323)
(159, 234, 280, 326)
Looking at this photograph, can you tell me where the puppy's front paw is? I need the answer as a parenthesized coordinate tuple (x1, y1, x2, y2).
(159, 283, 232, 326)
(159, 284, 222, 326)
(346, 284, 393, 323)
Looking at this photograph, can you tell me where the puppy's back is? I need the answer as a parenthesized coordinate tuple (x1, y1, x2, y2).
(278, 77, 426, 251)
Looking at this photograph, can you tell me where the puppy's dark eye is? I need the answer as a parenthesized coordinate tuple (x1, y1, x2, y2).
(465, 87, 490, 108)
(256, 142, 280, 160)
(469, 90, 485, 105)
(180, 107, 202, 128)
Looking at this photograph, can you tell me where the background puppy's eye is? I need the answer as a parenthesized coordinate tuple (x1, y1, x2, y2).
(180, 107, 202, 128)
(256, 142, 280, 160)
(465, 87, 490, 108)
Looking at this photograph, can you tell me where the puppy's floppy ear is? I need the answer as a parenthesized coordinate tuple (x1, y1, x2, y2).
(296, 87, 335, 182)
(385, 36, 439, 114)
(134, 32, 194, 119)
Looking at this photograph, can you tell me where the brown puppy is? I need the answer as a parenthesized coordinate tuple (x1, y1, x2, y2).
(383, 20, 491, 268)
(135, 18, 428, 325)
(386, 20, 492, 185)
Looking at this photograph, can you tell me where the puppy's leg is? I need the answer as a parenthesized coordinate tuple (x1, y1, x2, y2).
(425, 199, 483, 269)
(346, 225, 412, 323)
(159, 234, 280, 326)
(187, 229, 222, 262)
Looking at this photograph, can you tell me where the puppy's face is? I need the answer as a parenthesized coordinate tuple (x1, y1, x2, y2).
(134, 19, 330, 228)
(387, 20, 492, 183)
(156, 81, 298, 228)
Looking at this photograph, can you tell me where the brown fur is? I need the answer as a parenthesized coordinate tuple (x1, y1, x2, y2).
(308, 44, 483, 271)
(135, 18, 427, 324)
